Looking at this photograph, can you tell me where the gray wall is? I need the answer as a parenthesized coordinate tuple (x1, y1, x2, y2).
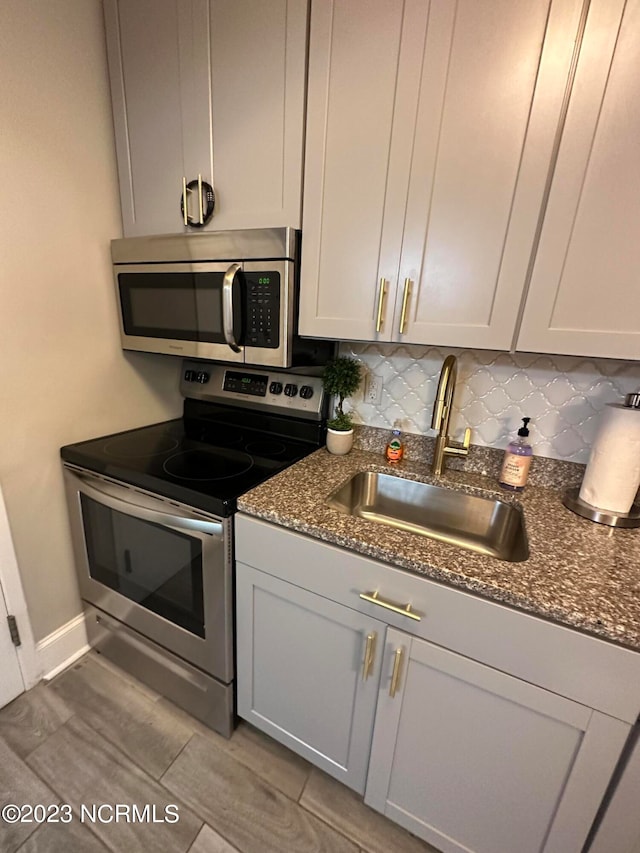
(0, 1, 183, 641)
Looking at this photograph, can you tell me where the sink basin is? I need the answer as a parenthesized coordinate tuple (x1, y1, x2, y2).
(326, 472, 529, 562)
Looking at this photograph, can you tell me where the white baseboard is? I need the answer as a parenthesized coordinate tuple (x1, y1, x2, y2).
(36, 613, 90, 681)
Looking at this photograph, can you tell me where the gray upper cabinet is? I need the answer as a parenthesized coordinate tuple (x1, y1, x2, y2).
(299, 0, 585, 348)
(104, 0, 307, 237)
(516, 0, 640, 360)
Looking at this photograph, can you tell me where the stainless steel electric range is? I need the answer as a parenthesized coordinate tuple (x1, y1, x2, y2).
(61, 360, 328, 736)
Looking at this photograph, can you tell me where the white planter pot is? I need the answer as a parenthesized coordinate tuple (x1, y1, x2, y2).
(326, 428, 354, 455)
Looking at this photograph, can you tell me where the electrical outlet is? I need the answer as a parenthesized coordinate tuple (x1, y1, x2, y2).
(365, 373, 383, 405)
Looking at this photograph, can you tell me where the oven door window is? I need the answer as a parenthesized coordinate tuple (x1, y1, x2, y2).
(80, 494, 205, 638)
(118, 270, 242, 343)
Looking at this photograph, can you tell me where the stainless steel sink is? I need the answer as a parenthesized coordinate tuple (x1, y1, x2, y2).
(326, 472, 529, 562)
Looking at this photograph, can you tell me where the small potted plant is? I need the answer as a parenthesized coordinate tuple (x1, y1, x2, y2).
(322, 356, 362, 455)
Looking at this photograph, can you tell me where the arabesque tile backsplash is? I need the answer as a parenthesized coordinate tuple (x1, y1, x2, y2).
(340, 343, 640, 463)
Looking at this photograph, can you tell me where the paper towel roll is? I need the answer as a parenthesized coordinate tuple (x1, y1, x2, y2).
(579, 404, 640, 513)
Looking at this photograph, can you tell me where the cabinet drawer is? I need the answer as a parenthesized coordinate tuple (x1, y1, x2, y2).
(235, 514, 640, 722)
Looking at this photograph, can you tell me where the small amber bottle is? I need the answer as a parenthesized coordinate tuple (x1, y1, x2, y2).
(385, 425, 404, 463)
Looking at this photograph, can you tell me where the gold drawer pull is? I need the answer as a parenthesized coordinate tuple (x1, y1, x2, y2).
(182, 177, 189, 226)
(375, 278, 388, 332)
(359, 590, 422, 621)
(399, 278, 412, 334)
(362, 632, 377, 681)
(390, 647, 404, 697)
(197, 174, 204, 224)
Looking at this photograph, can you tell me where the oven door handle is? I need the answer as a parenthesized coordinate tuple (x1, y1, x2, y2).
(222, 262, 242, 354)
(68, 469, 223, 537)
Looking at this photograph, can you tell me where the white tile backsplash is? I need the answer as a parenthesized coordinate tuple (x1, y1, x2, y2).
(340, 343, 640, 462)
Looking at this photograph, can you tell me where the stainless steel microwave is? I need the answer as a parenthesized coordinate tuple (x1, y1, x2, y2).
(111, 228, 333, 369)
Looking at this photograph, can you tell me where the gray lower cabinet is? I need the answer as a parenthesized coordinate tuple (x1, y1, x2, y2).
(234, 515, 640, 852)
(236, 562, 386, 794)
(588, 730, 640, 853)
(365, 628, 629, 853)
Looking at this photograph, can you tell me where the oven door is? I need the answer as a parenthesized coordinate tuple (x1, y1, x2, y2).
(63, 466, 233, 682)
(115, 261, 245, 363)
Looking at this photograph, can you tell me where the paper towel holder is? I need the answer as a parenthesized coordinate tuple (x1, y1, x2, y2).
(563, 391, 640, 527)
(562, 487, 640, 527)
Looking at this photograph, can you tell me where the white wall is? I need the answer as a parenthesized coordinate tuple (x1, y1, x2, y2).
(344, 343, 640, 463)
(0, 1, 183, 641)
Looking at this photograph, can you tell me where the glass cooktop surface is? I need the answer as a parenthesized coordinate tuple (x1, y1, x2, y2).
(61, 411, 322, 517)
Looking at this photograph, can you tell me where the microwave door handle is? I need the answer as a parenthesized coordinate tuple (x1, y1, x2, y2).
(70, 470, 222, 538)
(222, 262, 242, 353)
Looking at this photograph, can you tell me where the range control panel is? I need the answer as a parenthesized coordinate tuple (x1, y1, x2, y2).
(181, 360, 325, 420)
(223, 371, 269, 397)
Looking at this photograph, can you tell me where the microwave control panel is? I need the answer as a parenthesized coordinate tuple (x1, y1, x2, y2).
(245, 272, 280, 349)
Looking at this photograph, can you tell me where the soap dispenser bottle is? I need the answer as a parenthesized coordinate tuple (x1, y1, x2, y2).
(385, 421, 404, 463)
(499, 417, 533, 492)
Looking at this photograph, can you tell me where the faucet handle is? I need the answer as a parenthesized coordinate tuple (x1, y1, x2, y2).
(443, 427, 471, 463)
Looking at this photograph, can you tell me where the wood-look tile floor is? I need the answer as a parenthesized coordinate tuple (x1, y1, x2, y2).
(0, 653, 440, 853)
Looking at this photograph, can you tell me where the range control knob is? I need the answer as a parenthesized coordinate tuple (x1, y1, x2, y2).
(299, 385, 314, 400)
(184, 370, 197, 382)
(284, 383, 298, 398)
(196, 371, 210, 384)
(269, 381, 283, 395)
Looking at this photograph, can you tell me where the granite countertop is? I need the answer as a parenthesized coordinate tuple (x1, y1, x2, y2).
(238, 446, 640, 652)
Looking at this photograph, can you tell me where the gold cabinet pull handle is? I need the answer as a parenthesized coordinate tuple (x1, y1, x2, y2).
(375, 278, 388, 333)
(399, 278, 412, 334)
(390, 647, 404, 697)
(182, 177, 189, 226)
(197, 174, 204, 225)
(362, 632, 377, 681)
(359, 590, 421, 621)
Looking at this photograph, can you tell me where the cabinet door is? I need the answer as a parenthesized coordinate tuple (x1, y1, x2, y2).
(517, 0, 640, 359)
(588, 730, 640, 853)
(299, 0, 584, 347)
(299, 0, 420, 340)
(394, 0, 584, 349)
(365, 629, 630, 853)
(104, 0, 211, 237)
(104, 0, 306, 237)
(207, 0, 307, 230)
(236, 562, 385, 794)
